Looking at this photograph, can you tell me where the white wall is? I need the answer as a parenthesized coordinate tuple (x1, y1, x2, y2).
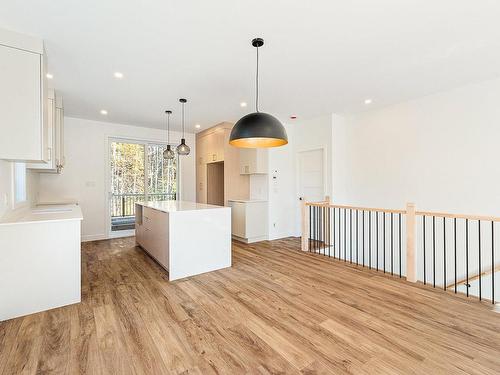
(333, 77, 500, 216)
(267, 123, 296, 240)
(38, 117, 195, 241)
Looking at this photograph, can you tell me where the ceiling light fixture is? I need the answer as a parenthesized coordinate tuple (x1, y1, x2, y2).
(290, 115, 297, 120)
(176, 98, 191, 156)
(229, 38, 288, 148)
(46, 73, 53, 79)
(240, 102, 247, 108)
(163, 110, 175, 160)
(364, 99, 372, 104)
(114, 72, 124, 79)
(195, 124, 201, 129)
(100, 109, 108, 115)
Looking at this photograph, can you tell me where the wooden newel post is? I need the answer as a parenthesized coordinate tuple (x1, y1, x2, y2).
(301, 199, 309, 252)
(406, 202, 417, 282)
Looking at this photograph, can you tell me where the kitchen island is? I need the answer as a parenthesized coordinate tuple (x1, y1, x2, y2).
(135, 201, 231, 281)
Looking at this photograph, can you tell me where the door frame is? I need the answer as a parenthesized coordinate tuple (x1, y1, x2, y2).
(105, 135, 180, 239)
(295, 146, 328, 237)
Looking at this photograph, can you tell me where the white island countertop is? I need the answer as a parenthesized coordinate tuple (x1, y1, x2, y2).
(136, 200, 226, 213)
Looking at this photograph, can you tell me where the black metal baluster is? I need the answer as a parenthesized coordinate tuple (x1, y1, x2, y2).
(423, 216, 426, 285)
(309, 205, 312, 252)
(376, 211, 379, 271)
(479, 220, 482, 301)
(466, 218, 469, 297)
(443, 217, 446, 290)
(390, 212, 394, 276)
(369, 211, 372, 269)
(362, 210, 365, 267)
(492, 221, 495, 304)
(399, 213, 402, 278)
(323, 206, 326, 255)
(350, 209, 353, 263)
(433, 216, 436, 288)
(356, 210, 359, 264)
(328, 206, 332, 257)
(454, 217, 457, 293)
(383, 212, 386, 273)
(333, 207, 336, 258)
(344, 209, 346, 261)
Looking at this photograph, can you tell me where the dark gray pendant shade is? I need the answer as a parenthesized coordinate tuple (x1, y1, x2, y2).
(229, 37, 287, 148)
(176, 138, 190, 155)
(176, 98, 190, 156)
(229, 112, 288, 148)
(163, 110, 176, 160)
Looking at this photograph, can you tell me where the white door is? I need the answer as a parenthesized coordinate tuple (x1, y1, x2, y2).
(296, 148, 325, 236)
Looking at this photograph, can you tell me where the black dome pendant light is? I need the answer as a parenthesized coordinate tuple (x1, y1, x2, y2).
(163, 110, 175, 160)
(176, 98, 191, 156)
(229, 38, 288, 148)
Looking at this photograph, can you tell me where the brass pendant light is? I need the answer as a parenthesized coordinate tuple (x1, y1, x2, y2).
(229, 38, 288, 148)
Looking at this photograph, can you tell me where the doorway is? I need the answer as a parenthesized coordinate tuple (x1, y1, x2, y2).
(296, 148, 325, 236)
(207, 161, 224, 206)
(107, 138, 178, 237)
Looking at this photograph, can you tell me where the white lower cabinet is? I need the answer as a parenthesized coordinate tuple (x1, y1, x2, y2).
(136, 206, 169, 270)
(228, 200, 268, 243)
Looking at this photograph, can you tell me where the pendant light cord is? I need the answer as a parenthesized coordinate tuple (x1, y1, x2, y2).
(182, 101, 185, 138)
(256, 45, 260, 112)
(167, 112, 170, 144)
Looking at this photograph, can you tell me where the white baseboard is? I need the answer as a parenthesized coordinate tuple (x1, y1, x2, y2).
(81, 234, 108, 242)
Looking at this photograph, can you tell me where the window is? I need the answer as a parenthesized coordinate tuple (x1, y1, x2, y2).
(13, 162, 27, 206)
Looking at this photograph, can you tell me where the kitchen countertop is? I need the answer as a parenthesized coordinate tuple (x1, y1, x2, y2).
(137, 200, 229, 213)
(227, 199, 268, 203)
(0, 204, 83, 225)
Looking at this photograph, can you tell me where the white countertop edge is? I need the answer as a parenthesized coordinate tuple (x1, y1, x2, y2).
(136, 200, 230, 213)
(0, 204, 83, 226)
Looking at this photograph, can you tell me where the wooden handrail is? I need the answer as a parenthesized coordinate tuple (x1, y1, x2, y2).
(306, 202, 406, 215)
(416, 210, 500, 223)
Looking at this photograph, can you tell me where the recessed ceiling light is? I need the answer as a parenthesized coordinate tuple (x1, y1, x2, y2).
(46, 73, 53, 79)
(195, 124, 201, 129)
(240, 102, 247, 108)
(100, 109, 108, 115)
(113, 72, 124, 79)
(364, 99, 372, 104)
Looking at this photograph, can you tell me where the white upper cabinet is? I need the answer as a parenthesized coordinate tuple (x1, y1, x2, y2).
(239, 148, 268, 174)
(27, 91, 65, 173)
(0, 28, 48, 162)
(55, 94, 65, 171)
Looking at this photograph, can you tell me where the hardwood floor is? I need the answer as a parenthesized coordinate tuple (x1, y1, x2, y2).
(1, 237, 500, 374)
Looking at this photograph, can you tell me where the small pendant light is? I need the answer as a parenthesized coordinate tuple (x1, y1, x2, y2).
(176, 98, 191, 156)
(229, 38, 288, 148)
(163, 110, 175, 160)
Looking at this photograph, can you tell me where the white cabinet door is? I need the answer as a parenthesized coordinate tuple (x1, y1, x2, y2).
(229, 201, 246, 238)
(27, 90, 56, 170)
(55, 94, 65, 171)
(0, 45, 47, 161)
(239, 149, 268, 174)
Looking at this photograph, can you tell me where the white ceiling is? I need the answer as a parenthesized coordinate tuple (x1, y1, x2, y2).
(2, 0, 500, 132)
